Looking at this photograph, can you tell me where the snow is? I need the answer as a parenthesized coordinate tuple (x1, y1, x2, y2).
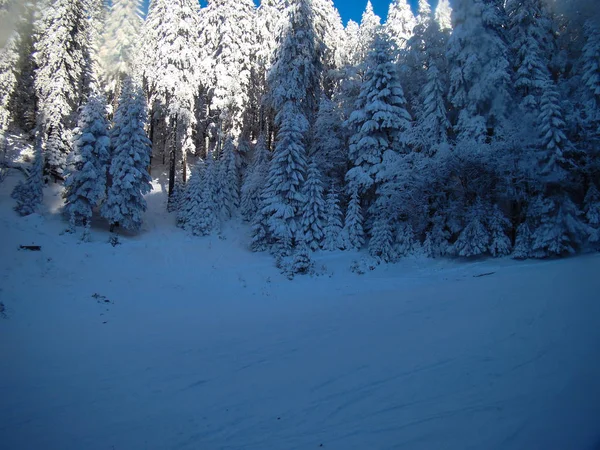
(1, 170, 600, 450)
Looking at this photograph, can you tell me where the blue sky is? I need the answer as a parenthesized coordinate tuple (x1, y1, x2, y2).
(142, 1, 424, 25)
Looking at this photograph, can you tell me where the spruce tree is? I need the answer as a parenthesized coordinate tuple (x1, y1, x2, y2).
(301, 160, 326, 251)
(434, 0, 452, 31)
(259, 0, 319, 255)
(323, 184, 343, 251)
(343, 185, 364, 250)
(13, 132, 44, 216)
(385, 0, 416, 52)
(101, 78, 151, 232)
(241, 135, 270, 221)
(34, 0, 93, 176)
(63, 93, 110, 239)
(447, 0, 511, 142)
(218, 136, 240, 220)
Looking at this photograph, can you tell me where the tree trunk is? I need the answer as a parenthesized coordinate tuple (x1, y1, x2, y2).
(168, 114, 178, 199)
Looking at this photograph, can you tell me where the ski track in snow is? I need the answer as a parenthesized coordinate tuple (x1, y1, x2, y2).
(0, 172, 599, 450)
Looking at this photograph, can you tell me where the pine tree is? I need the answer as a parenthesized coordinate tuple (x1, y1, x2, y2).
(291, 237, 313, 275)
(141, 0, 201, 198)
(356, 1, 381, 65)
(434, 0, 452, 31)
(241, 135, 270, 221)
(447, 0, 511, 142)
(346, 32, 412, 201)
(385, 0, 416, 52)
(584, 183, 600, 243)
(301, 160, 326, 251)
(343, 184, 364, 250)
(178, 156, 219, 236)
(415, 62, 450, 153)
(99, 0, 143, 105)
(0, 31, 17, 155)
(63, 93, 110, 239)
(452, 200, 490, 257)
(581, 20, 600, 107)
(369, 213, 396, 262)
(101, 78, 151, 232)
(311, 98, 345, 186)
(261, 0, 319, 254)
(34, 0, 93, 176)
(200, 0, 256, 139)
(537, 79, 569, 177)
(13, 132, 44, 216)
(417, 0, 431, 25)
(8, 0, 38, 135)
(528, 194, 590, 257)
(218, 136, 240, 220)
(506, 0, 554, 115)
(323, 184, 343, 251)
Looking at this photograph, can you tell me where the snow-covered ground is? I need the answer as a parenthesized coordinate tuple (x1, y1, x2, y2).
(1, 169, 599, 450)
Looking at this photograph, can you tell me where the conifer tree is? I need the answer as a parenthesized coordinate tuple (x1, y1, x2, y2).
(447, 0, 511, 142)
(241, 135, 270, 221)
(200, 0, 256, 139)
(12, 132, 44, 216)
(434, 0, 452, 31)
(301, 160, 326, 251)
(34, 0, 93, 176)
(343, 185, 364, 250)
(323, 184, 343, 251)
(63, 93, 110, 239)
(258, 0, 319, 255)
(101, 78, 151, 232)
(218, 136, 240, 220)
(346, 32, 412, 202)
(385, 0, 416, 52)
(369, 212, 396, 262)
(141, 0, 200, 199)
(99, 0, 143, 105)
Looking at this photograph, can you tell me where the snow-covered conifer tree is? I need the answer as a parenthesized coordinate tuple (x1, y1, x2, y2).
(12, 132, 44, 216)
(141, 0, 200, 198)
(259, 0, 319, 254)
(311, 98, 345, 186)
(346, 32, 412, 202)
(241, 135, 270, 221)
(301, 160, 326, 251)
(101, 78, 151, 232)
(343, 185, 364, 250)
(385, 0, 416, 51)
(356, 1, 381, 65)
(99, 0, 143, 105)
(369, 213, 396, 262)
(63, 93, 110, 239)
(200, 0, 256, 139)
(447, 0, 511, 142)
(415, 63, 450, 153)
(323, 184, 343, 251)
(434, 0, 452, 31)
(34, 0, 92, 176)
(506, 0, 554, 115)
(218, 136, 240, 220)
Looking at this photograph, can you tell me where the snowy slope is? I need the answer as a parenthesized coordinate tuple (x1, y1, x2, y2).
(0, 171, 599, 450)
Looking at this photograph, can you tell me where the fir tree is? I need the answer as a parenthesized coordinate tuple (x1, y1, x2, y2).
(434, 0, 452, 31)
(301, 160, 326, 251)
(261, 0, 319, 254)
(101, 78, 151, 232)
(34, 0, 93, 176)
(369, 213, 396, 262)
(581, 20, 600, 107)
(13, 132, 44, 216)
(323, 184, 343, 251)
(447, 0, 511, 142)
(63, 93, 110, 239)
(241, 135, 270, 221)
(218, 136, 240, 220)
(346, 32, 412, 204)
(343, 184, 364, 250)
(385, 0, 416, 52)
(99, 0, 143, 105)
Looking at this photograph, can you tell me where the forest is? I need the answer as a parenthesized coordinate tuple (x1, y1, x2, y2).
(0, 0, 599, 270)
